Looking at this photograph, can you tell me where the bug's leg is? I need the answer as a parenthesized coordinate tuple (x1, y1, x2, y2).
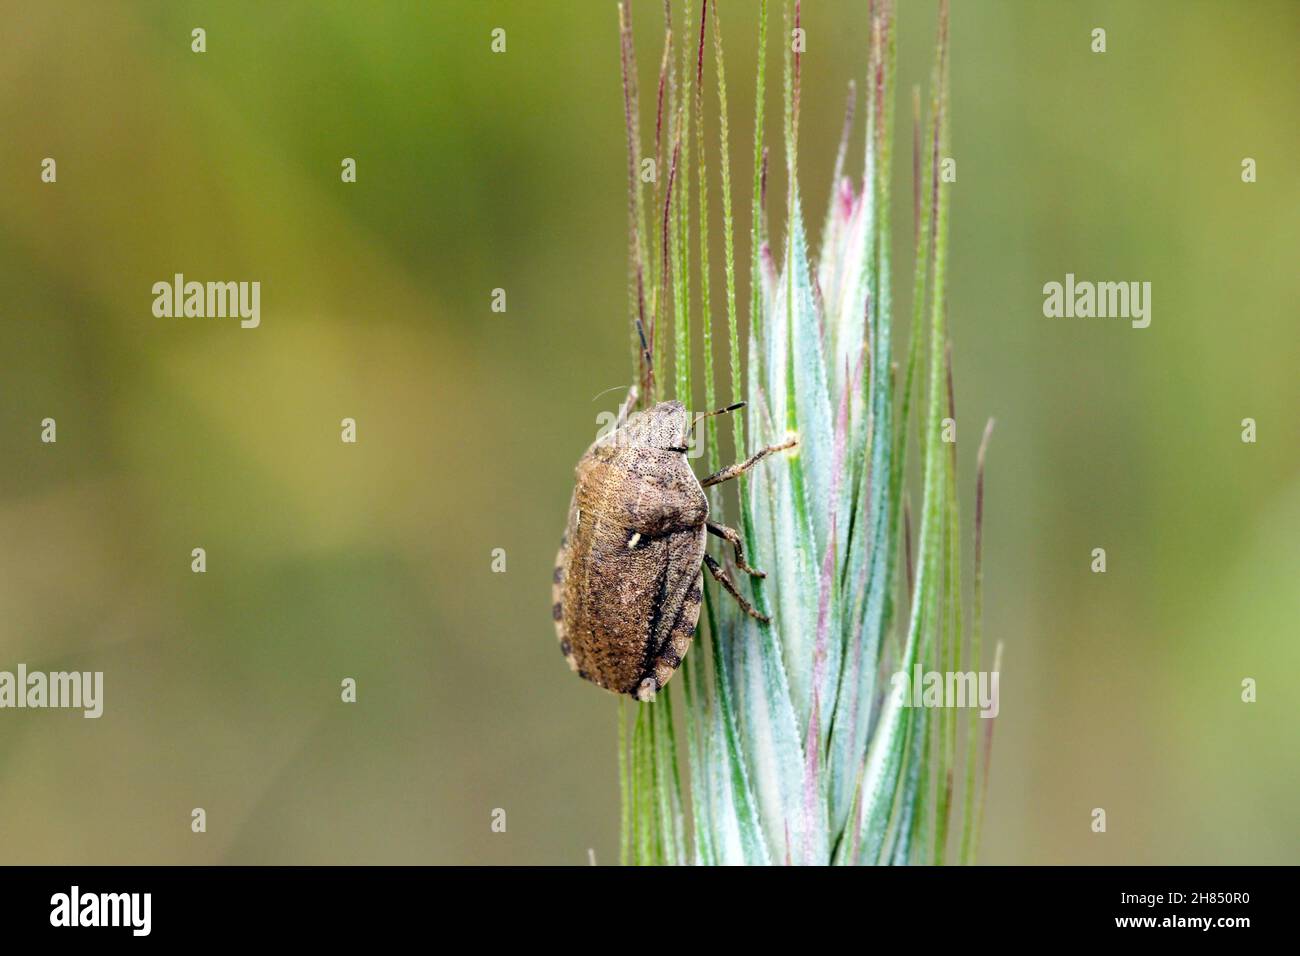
(700, 436, 799, 488)
(705, 521, 765, 578)
(615, 384, 640, 427)
(703, 554, 769, 623)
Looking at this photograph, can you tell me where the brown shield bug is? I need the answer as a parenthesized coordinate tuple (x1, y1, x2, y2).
(552, 385, 797, 702)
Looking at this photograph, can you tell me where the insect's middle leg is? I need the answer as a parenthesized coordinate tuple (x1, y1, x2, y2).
(703, 553, 769, 623)
(701, 436, 799, 488)
(705, 521, 765, 578)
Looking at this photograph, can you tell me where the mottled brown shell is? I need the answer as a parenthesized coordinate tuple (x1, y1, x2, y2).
(552, 401, 706, 701)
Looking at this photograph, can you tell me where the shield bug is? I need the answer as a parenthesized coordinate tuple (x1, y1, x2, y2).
(552, 386, 797, 702)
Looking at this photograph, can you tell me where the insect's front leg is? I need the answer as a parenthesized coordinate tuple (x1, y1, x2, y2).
(703, 554, 769, 623)
(701, 436, 799, 488)
(705, 521, 765, 578)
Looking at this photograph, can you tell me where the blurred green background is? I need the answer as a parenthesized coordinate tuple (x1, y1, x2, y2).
(0, 0, 1296, 864)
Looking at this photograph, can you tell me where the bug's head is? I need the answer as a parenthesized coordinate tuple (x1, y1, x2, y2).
(622, 400, 692, 452)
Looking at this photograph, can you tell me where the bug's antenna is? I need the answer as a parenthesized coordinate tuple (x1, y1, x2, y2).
(635, 303, 655, 400)
(678, 402, 745, 452)
(691, 401, 745, 429)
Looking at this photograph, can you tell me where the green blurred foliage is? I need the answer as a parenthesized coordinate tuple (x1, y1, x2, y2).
(0, 0, 1295, 863)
